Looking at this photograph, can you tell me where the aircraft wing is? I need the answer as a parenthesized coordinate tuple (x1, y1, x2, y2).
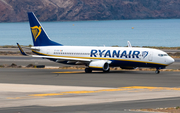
(32, 55, 91, 62)
(17, 43, 90, 63)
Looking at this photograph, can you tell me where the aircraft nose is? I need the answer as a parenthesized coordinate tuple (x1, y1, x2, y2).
(167, 56, 175, 65)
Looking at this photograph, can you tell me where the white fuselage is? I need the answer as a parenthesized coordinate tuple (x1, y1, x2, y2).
(32, 46, 174, 68)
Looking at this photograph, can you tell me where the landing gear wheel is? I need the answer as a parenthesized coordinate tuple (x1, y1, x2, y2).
(85, 68, 92, 73)
(103, 68, 110, 73)
(155, 70, 160, 74)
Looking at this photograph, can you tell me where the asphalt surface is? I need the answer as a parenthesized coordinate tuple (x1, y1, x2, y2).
(0, 68, 180, 87)
(0, 53, 180, 113)
(0, 56, 70, 67)
(0, 68, 180, 113)
(1, 97, 180, 113)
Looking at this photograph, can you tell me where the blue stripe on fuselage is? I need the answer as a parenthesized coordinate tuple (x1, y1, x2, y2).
(110, 60, 166, 68)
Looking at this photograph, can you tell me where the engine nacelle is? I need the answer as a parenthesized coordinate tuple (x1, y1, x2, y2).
(89, 60, 109, 71)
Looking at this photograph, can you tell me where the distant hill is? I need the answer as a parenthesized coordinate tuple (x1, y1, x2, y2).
(1, 0, 180, 22)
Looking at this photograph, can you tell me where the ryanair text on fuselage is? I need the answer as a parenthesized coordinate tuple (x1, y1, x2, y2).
(90, 50, 148, 59)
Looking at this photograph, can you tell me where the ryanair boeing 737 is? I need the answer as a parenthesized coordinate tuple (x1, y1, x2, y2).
(17, 12, 174, 74)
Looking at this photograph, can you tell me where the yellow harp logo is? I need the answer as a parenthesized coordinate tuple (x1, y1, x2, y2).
(31, 26, 42, 41)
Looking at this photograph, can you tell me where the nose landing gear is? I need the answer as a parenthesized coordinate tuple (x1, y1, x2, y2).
(155, 69, 160, 74)
(155, 67, 165, 74)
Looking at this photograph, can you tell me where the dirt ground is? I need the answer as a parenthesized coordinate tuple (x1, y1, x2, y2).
(131, 107, 180, 113)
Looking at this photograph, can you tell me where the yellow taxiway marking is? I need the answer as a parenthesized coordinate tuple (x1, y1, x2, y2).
(7, 86, 180, 100)
(52, 71, 84, 74)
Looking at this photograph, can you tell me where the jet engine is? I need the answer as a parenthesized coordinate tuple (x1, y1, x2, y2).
(88, 60, 110, 72)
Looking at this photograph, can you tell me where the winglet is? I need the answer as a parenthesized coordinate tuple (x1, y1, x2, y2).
(127, 41, 132, 47)
(17, 43, 28, 56)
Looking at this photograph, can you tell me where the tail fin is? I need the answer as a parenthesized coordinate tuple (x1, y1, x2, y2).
(28, 12, 63, 46)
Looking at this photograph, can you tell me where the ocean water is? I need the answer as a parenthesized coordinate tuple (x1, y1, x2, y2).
(0, 19, 180, 47)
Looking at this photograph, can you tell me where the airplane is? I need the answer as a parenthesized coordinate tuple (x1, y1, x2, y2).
(17, 12, 174, 74)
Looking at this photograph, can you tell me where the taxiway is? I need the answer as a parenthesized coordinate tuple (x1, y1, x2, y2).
(0, 68, 180, 113)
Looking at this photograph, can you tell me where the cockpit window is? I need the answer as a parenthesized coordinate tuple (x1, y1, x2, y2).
(158, 54, 168, 57)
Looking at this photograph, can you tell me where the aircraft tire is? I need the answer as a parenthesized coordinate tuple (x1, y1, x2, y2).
(85, 68, 92, 73)
(103, 68, 110, 73)
(155, 70, 160, 74)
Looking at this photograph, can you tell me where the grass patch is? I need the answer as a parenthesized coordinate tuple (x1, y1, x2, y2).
(131, 107, 180, 113)
(0, 44, 32, 48)
(143, 46, 180, 50)
(111, 45, 180, 50)
(0, 51, 34, 55)
(1, 45, 180, 49)
(0, 45, 18, 48)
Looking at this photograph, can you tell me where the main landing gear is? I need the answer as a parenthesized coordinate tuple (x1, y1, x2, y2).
(155, 69, 160, 74)
(85, 68, 92, 73)
(85, 68, 110, 73)
(155, 67, 161, 74)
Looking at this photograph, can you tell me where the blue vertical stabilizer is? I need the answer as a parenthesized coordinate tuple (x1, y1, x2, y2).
(28, 12, 63, 46)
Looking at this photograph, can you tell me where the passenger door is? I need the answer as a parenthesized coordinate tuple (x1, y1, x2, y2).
(148, 51, 153, 61)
